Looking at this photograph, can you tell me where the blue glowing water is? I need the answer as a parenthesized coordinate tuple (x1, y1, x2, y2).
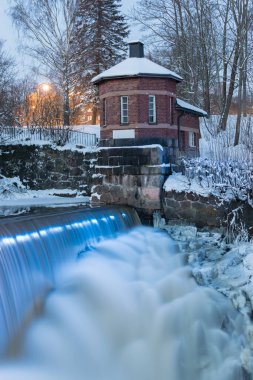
(0, 227, 249, 380)
(0, 206, 140, 355)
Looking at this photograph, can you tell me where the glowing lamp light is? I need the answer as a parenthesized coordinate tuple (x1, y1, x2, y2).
(40, 83, 51, 92)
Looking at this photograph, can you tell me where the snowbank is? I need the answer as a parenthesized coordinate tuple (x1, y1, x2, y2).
(0, 175, 89, 217)
(163, 172, 210, 197)
(164, 157, 253, 205)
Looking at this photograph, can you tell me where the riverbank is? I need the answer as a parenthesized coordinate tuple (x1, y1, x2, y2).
(156, 220, 253, 374)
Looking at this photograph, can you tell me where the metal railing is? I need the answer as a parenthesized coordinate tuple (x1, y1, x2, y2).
(0, 126, 97, 147)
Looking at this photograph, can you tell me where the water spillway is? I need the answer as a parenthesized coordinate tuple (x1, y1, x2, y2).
(0, 226, 250, 380)
(0, 209, 251, 379)
(0, 206, 140, 355)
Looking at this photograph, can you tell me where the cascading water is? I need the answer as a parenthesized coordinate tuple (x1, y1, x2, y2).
(0, 206, 140, 355)
(0, 225, 251, 380)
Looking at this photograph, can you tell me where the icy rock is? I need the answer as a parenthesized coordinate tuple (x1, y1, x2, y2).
(231, 291, 247, 310)
(240, 348, 253, 373)
(246, 326, 253, 348)
(192, 266, 218, 286)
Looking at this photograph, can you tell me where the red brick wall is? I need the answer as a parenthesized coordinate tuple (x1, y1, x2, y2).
(100, 127, 178, 140)
(99, 77, 177, 127)
(138, 77, 177, 93)
(135, 128, 178, 139)
(175, 110, 200, 130)
(98, 76, 201, 148)
(99, 77, 177, 95)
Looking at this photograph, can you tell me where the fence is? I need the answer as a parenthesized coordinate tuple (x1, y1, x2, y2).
(0, 126, 98, 147)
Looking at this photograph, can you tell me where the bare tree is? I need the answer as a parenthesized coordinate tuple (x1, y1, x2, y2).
(0, 41, 18, 126)
(233, 0, 250, 145)
(131, 0, 253, 134)
(11, 0, 79, 126)
(131, 0, 218, 112)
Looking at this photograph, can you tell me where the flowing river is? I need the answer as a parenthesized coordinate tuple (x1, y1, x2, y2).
(0, 225, 251, 380)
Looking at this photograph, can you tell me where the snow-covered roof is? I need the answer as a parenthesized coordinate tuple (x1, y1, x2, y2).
(176, 98, 207, 117)
(92, 57, 183, 84)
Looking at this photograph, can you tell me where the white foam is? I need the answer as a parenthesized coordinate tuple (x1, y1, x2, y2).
(0, 227, 249, 380)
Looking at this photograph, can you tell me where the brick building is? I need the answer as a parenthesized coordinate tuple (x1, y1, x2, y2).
(92, 41, 207, 149)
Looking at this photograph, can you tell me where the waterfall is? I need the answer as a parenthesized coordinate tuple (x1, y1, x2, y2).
(0, 226, 250, 380)
(0, 206, 140, 355)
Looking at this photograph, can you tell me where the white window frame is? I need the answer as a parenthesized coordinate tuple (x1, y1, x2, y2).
(188, 131, 196, 147)
(120, 96, 128, 124)
(102, 98, 106, 126)
(170, 97, 174, 124)
(148, 95, 156, 124)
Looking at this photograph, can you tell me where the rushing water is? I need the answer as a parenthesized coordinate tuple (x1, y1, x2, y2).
(0, 206, 140, 355)
(0, 226, 250, 380)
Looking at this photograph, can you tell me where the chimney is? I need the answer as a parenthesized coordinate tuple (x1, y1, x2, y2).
(129, 41, 144, 58)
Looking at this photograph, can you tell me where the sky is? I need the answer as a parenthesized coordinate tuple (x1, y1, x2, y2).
(0, 0, 139, 75)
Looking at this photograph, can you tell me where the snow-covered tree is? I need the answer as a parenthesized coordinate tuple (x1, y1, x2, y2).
(73, 0, 129, 123)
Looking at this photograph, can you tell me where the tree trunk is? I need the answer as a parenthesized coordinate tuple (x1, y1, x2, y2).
(219, 37, 240, 131)
(234, 55, 243, 146)
(63, 87, 70, 126)
(91, 106, 97, 125)
(242, 2, 248, 117)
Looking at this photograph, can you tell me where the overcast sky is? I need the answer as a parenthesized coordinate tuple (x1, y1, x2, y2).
(0, 0, 139, 75)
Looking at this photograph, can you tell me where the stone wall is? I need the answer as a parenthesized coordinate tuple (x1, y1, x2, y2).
(0, 144, 96, 194)
(91, 146, 172, 217)
(1, 144, 252, 230)
(0, 144, 174, 218)
(162, 189, 253, 233)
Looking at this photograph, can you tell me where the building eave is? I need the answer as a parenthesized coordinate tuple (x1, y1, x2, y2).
(175, 98, 208, 117)
(92, 73, 182, 85)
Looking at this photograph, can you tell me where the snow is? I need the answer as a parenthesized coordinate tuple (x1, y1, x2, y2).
(164, 156, 253, 205)
(0, 175, 89, 217)
(176, 98, 207, 117)
(97, 144, 164, 151)
(163, 172, 210, 196)
(92, 57, 183, 83)
(199, 115, 253, 162)
(0, 193, 89, 206)
(72, 124, 100, 138)
(91, 192, 101, 200)
(0, 138, 98, 152)
(1, 126, 98, 149)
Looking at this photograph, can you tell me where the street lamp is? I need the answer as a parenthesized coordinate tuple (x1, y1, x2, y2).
(39, 83, 51, 93)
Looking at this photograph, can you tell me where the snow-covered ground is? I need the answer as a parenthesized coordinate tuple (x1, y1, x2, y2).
(72, 124, 100, 138)
(0, 175, 89, 217)
(200, 115, 253, 163)
(166, 155, 252, 210)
